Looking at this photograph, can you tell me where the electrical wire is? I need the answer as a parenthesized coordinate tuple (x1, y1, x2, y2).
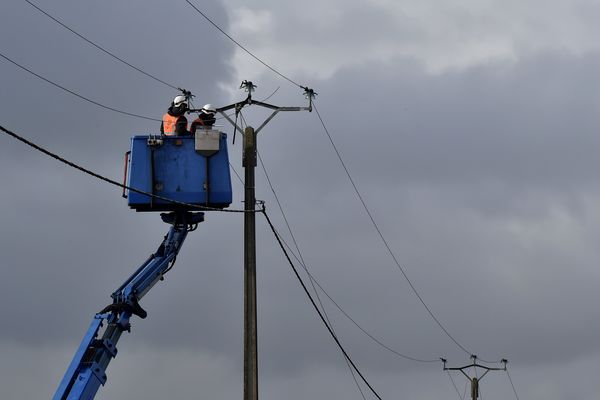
(184, 0, 307, 90)
(187, 0, 508, 369)
(0, 124, 251, 213)
(242, 104, 438, 364)
(260, 86, 280, 102)
(23, 0, 179, 90)
(312, 101, 472, 357)
(506, 369, 521, 400)
(229, 162, 244, 188)
(262, 208, 384, 400)
(274, 227, 440, 363)
(446, 370, 464, 400)
(255, 148, 366, 400)
(0, 51, 161, 122)
(262, 201, 440, 361)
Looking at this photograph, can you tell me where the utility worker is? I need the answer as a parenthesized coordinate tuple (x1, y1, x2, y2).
(190, 104, 217, 134)
(160, 95, 189, 136)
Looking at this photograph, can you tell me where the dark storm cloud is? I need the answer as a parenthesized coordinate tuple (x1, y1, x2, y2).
(2, 1, 600, 399)
(235, 49, 600, 390)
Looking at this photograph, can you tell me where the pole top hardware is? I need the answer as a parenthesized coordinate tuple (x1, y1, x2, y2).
(214, 80, 315, 136)
(442, 356, 509, 374)
(303, 87, 316, 112)
(177, 87, 195, 102)
(240, 80, 257, 94)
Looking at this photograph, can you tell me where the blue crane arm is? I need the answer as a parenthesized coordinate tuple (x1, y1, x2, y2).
(53, 212, 204, 400)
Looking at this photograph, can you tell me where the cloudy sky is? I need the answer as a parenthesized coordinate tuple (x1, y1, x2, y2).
(2, 0, 600, 399)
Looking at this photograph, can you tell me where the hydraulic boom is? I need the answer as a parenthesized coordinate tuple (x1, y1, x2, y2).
(53, 211, 204, 400)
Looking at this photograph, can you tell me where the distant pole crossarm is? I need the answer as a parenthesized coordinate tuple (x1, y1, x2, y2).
(443, 356, 508, 400)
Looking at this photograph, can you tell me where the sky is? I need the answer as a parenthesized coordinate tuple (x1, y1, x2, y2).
(1, 0, 600, 399)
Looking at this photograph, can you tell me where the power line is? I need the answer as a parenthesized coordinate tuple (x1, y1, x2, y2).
(271, 220, 440, 362)
(24, 0, 179, 91)
(250, 111, 367, 398)
(184, 0, 307, 90)
(0, 51, 161, 122)
(229, 162, 245, 188)
(243, 103, 439, 363)
(261, 208, 384, 400)
(0, 124, 250, 214)
(312, 101, 472, 357)
(506, 369, 521, 400)
(238, 111, 368, 398)
(276, 229, 440, 363)
(255, 147, 366, 400)
(447, 370, 465, 400)
(187, 0, 505, 369)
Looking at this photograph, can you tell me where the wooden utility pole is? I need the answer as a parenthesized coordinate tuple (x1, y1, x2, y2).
(214, 81, 314, 400)
(243, 126, 258, 400)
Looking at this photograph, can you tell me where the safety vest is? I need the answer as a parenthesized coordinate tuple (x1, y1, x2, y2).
(162, 113, 182, 136)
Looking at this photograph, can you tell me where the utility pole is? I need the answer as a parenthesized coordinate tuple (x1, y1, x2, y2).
(443, 356, 507, 400)
(243, 126, 258, 400)
(215, 81, 314, 400)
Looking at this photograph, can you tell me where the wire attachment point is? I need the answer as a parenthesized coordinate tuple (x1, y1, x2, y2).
(177, 87, 195, 102)
(303, 87, 317, 112)
(240, 80, 257, 94)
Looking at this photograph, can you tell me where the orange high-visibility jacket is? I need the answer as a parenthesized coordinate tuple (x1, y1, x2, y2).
(162, 113, 187, 136)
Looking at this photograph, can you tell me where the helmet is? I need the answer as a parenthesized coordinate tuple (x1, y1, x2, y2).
(173, 95, 187, 108)
(201, 103, 216, 114)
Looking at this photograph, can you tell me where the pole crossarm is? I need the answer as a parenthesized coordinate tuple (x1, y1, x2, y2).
(442, 356, 508, 400)
(211, 80, 315, 136)
(442, 356, 507, 375)
(444, 363, 507, 372)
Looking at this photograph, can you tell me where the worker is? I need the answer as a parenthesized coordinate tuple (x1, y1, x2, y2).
(190, 104, 217, 134)
(160, 95, 189, 136)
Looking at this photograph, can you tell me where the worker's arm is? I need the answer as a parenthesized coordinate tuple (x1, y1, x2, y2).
(175, 115, 188, 136)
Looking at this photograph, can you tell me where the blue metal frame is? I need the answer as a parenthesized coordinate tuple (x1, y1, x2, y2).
(53, 212, 203, 400)
(127, 134, 232, 211)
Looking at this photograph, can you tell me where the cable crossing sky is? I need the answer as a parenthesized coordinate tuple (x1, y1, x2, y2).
(0, 51, 161, 122)
(0, 122, 385, 399)
(24, 0, 180, 91)
(180, 0, 492, 361)
(2, 2, 526, 397)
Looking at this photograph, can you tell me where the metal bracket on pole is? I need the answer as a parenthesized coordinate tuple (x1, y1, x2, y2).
(443, 356, 508, 400)
(177, 87, 195, 103)
(215, 80, 314, 136)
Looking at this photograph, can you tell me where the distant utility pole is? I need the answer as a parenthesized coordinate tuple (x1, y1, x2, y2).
(443, 356, 508, 400)
(216, 81, 314, 400)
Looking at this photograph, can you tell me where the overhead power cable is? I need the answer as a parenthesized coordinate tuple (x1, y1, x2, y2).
(244, 113, 370, 398)
(184, 0, 307, 90)
(247, 111, 439, 364)
(187, 0, 503, 366)
(312, 102, 472, 357)
(506, 369, 521, 400)
(0, 51, 161, 122)
(0, 124, 251, 213)
(275, 227, 440, 363)
(446, 370, 464, 400)
(254, 146, 366, 399)
(261, 208, 384, 400)
(270, 223, 368, 400)
(24, 0, 179, 91)
(229, 162, 245, 188)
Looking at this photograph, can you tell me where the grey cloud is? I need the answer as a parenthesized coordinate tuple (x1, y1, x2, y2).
(2, 1, 600, 399)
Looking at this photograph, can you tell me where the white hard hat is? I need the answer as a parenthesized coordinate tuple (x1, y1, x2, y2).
(201, 103, 216, 113)
(173, 95, 187, 107)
